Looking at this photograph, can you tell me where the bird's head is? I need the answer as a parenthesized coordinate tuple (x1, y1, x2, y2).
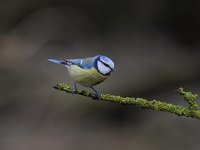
(95, 55, 116, 76)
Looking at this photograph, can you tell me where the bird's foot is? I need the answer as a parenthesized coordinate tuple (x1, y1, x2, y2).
(92, 92, 101, 100)
(72, 88, 77, 93)
(90, 87, 101, 99)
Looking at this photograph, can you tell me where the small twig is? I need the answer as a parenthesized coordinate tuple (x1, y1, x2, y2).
(176, 87, 198, 111)
(54, 83, 200, 120)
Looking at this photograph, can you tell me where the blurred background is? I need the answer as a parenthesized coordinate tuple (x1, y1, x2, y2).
(1, 0, 200, 149)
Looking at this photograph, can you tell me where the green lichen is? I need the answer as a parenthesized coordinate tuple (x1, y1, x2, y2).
(176, 87, 199, 111)
(54, 83, 200, 120)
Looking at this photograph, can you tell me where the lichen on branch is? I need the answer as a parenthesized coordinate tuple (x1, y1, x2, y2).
(176, 87, 198, 111)
(54, 83, 200, 120)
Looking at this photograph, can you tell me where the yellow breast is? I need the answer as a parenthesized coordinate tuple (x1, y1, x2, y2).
(67, 65, 107, 87)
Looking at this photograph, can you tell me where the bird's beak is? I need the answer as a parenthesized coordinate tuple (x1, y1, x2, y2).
(112, 68, 116, 72)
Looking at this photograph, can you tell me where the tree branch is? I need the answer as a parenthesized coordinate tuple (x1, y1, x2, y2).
(54, 83, 200, 120)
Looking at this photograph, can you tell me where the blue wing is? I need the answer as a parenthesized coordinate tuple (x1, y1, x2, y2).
(69, 57, 96, 69)
(48, 56, 98, 69)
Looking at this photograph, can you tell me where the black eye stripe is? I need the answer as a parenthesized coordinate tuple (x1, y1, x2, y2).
(99, 60, 111, 69)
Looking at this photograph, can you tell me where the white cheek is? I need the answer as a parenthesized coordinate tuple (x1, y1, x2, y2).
(100, 57, 114, 69)
(97, 61, 111, 75)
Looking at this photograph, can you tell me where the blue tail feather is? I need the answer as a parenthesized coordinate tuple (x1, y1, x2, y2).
(48, 58, 71, 66)
(48, 58, 64, 64)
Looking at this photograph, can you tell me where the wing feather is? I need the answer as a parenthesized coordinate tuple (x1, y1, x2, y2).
(69, 56, 96, 69)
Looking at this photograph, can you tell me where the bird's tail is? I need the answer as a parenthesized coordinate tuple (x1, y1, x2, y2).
(48, 58, 70, 66)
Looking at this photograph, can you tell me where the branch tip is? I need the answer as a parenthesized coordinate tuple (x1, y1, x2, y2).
(176, 87, 198, 110)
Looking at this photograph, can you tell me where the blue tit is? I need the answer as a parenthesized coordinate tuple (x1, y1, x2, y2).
(48, 55, 115, 97)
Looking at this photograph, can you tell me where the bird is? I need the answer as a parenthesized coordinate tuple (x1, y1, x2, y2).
(48, 55, 115, 98)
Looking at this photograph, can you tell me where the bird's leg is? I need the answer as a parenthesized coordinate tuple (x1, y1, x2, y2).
(72, 82, 77, 93)
(91, 87, 101, 99)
